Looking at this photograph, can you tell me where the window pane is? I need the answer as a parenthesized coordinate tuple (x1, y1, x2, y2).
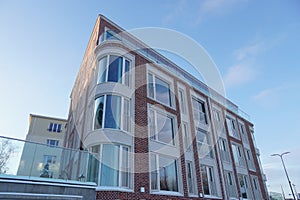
(48, 123, 53, 132)
(123, 99, 130, 132)
(156, 112, 174, 145)
(53, 123, 57, 132)
(104, 95, 121, 129)
(148, 73, 154, 98)
(100, 144, 120, 186)
(149, 109, 156, 140)
(192, 98, 207, 124)
(108, 55, 123, 83)
(87, 145, 100, 183)
(94, 96, 105, 129)
(155, 77, 171, 106)
(179, 89, 185, 114)
(159, 157, 178, 192)
(97, 57, 107, 84)
(121, 147, 129, 187)
(150, 154, 158, 190)
(124, 60, 130, 86)
(187, 162, 194, 194)
(201, 165, 210, 195)
(57, 124, 62, 133)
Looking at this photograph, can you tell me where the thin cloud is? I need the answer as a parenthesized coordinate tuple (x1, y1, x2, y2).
(162, 0, 245, 26)
(233, 42, 265, 61)
(223, 64, 256, 88)
(253, 85, 287, 107)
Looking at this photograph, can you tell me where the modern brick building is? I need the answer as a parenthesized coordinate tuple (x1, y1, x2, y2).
(64, 14, 268, 200)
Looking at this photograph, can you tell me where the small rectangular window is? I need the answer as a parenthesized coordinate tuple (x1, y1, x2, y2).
(178, 89, 186, 114)
(192, 98, 207, 124)
(48, 123, 53, 132)
(187, 161, 196, 195)
(57, 124, 62, 133)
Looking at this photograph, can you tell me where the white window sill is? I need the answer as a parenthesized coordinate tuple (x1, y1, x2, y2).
(151, 191, 183, 196)
(96, 186, 133, 192)
(204, 194, 223, 199)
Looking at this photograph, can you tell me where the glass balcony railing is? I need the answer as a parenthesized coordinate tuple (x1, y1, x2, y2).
(0, 135, 93, 183)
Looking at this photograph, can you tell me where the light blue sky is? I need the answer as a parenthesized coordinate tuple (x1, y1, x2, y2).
(0, 0, 299, 195)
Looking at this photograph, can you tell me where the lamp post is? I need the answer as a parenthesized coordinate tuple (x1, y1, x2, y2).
(271, 152, 296, 200)
(292, 184, 299, 200)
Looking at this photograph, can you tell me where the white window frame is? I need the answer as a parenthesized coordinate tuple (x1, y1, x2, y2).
(93, 94, 131, 132)
(147, 72, 174, 108)
(224, 171, 238, 198)
(196, 128, 214, 159)
(226, 115, 240, 139)
(97, 54, 131, 86)
(178, 88, 187, 114)
(200, 164, 218, 197)
(186, 161, 197, 196)
(231, 143, 246, 168)
(46, 139, 59, 147)
(251, 175, 262, 200)
(192, 97, 208, 125)
(238, 174, 253, 200)
(245, 148, 255, 171)
(182, 122, 192, 152)
(150, 153, 179, 193)
(218, 137, 231, 163)
(148, 106, 177, 146)
(88, 143, 132, 189)
(239, 122, 249, 144)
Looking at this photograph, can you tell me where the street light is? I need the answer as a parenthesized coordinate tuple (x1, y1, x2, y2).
(292, 184, 299, 200)
(271, 152, 296, 200)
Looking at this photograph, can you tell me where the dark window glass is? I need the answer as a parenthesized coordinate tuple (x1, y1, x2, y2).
(108, 55, 123, 83)
(94, 96, 105, 129)
(159, 157, 178, 192)
(155, 77, 171, 106)
(48, 123, 53, 132)
(57, 124, 62, 133)
(53, 123, 57, 132)
(104, 95, 121, 129)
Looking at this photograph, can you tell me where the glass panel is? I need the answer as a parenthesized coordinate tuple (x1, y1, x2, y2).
(94, 96, 105, 129)
(97, 56, 107, 84)
(121, 146, 129, 187)
(100, 144, 120, 186)
(124, 60, 130, 86)
(108, 55, 123, 83)
(148, 73, 154, 98)
(201, 165, 210, 195)
(57, 124, 62, 133)
(156, 112, 174, 145)
(150, 154, 158, 190)
(149, 109, 156, 140)
(104, 95, 121, 129)
(159, 156, 178, 192)
(87, 145, 100, 183)
(155, 77, 171, 106)
(187, 162, 194, 194)
(53, 124, 57, 132)
(48, 123, 53, 132)
(179, 89, 185, 114)
(192, 98, 207, 124)
(123, 99, 130, 132)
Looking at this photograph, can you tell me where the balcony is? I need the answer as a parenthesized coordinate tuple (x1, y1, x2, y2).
(0, 135, 97, 199)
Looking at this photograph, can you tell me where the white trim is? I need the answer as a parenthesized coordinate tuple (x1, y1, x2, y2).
(0, 192, 83, 199)
(0, 175, 96, 189)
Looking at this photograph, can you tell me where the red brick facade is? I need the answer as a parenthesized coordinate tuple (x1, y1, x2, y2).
(66, 15, 268, 200)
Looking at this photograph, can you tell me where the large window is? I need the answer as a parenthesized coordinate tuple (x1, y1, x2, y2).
(245, 148, 255, 171)
(196, 128, 214, 159)
(238, 174, 252, 199)
(239, 123, 249, 144)
(94, 95, 130, 132)
(150, 154, 178, 192)
(192, 98, 207, 124)
(224, 171, 237, 198)
(149, 107, 176, 145)
(200, 165, 217, 196)
(148, 73, 172, 107)
(231, 143, 246, 167)
(226, 116, 239, 138)
(87, 144, 131, 188)
(218, 138, 230, 163)
(97, 55, 130, 86)
(251, 175, 262, 200)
